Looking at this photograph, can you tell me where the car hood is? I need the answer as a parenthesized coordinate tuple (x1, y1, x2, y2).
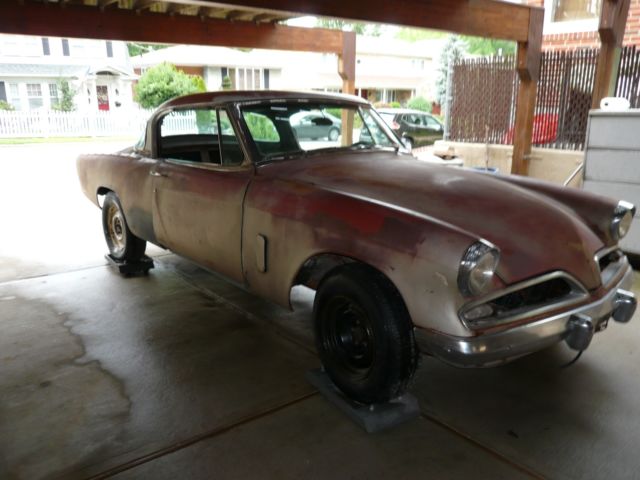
(259, 151, 604, 289)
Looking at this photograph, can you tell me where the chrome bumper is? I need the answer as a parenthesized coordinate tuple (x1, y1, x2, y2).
(416, 266, 636, 368)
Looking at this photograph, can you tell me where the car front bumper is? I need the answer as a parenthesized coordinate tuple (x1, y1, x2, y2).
(416, 265, 636, 367)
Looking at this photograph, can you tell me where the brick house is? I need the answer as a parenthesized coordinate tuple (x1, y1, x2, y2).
(523, 0, 640, 50)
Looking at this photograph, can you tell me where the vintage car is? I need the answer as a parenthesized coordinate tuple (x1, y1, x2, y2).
(77, 91, 636, 405)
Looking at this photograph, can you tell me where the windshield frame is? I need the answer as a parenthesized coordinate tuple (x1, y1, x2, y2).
(236, 99, 404, 164)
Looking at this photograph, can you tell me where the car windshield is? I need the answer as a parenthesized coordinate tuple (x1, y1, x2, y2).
(239, 102, 399, 162)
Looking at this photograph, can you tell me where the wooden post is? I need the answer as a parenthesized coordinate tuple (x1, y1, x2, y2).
(338, 31, 356, 145)
(511, 8, 543, 176)
(591, 0, 631, 108)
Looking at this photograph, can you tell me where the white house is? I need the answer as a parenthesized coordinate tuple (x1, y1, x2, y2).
(131, 35, 440, 106)
(0, 34, 137, 112)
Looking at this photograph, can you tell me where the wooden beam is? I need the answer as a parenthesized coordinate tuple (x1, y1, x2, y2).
(511, 7, 543, 175)
(338, 31, 356, 145)
(0, 0, 345, 54)
(592, 0, 631, 108)
(192, 0, 539, 42)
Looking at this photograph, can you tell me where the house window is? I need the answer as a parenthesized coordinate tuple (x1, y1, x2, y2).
(106, 41, 113, 58)
(552, 0, 601, 22)
(9, 83, 21, 110)
(26, 83, 44, 110)
(49, 83, 60, 107)
(42, 37, 50, 56)
(62, 39, 70, 56)
(263, 70, 270, 89)
(228, 67, 264, 90)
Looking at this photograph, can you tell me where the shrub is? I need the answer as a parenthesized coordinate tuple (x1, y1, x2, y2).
(389, 101, 402, 108)
(134, 63, 206, 109)
(52, 79, 76, 111)
(407, 96, 433, 113)
(221, 76, 233, 91)
(0, 100, 15, 111)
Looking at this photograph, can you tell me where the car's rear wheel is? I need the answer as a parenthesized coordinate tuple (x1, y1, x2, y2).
(102, 192, 146, 261)
(328, 127, 340, 142)
(313, 263, 419, 404)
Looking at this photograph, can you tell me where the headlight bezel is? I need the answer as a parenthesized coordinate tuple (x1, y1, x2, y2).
(457, 240, 500, 298)
(611, 200, 635, 241)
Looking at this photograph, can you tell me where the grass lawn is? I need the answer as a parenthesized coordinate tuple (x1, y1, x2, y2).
(0, 136, 136, 145)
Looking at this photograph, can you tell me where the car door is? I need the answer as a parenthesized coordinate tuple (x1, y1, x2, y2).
(422, 114, 444, 144)
(151, 106, 252, 283)
(402, 114, 422, 144)
(295, 114, 316, 139)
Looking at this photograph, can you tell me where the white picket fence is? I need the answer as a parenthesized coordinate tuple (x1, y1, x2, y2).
(0, 109, 154, 138)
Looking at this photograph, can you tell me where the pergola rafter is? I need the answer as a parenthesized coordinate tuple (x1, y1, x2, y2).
(0, 0, 550, 174)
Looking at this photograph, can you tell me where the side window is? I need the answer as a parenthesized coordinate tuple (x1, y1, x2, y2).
(424, 115, 441, 129)
(160, 108, 218, 137)
(217, 109, 244, 166)
(159, 107, 244, 166)
(159, 107, 218, 164)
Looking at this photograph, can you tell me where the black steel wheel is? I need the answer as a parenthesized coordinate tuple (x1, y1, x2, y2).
(313, 263, 419, 404)
(102, 192, 146, 261)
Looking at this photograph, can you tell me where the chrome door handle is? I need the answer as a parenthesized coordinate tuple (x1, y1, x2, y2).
(150, 171, 168, 177)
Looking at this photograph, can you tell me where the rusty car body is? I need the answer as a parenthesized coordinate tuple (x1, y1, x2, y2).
(77, 91, 637, 404)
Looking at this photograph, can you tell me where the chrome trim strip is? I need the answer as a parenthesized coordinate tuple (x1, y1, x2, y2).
(418, 265, 634, 368)
(458, 270, 589, 330)
(595, 247, 629, 288)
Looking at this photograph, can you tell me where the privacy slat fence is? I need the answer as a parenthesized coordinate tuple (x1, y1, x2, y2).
(0, 109, 153, 138)
(448, 45, 640, 151)
(448, 56, 517, 144)
(616, 45, 640, 108)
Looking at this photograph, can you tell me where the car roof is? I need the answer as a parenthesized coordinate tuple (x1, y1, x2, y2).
(377, 108, 432, 115)
(160, 90, 370, 109)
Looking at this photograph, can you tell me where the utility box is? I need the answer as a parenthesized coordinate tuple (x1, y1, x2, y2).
(583, 109, 640, 255)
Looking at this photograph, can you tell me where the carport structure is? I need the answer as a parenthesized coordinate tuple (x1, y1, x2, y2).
(0, 0, 548, 175)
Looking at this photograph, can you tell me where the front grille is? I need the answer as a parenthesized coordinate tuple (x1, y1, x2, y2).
(488, 277, 574, 317)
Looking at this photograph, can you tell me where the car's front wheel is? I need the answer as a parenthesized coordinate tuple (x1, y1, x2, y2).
(328, 127, 340, 142)
(102, 191, 146, 261)
(313, 263, 419, 404)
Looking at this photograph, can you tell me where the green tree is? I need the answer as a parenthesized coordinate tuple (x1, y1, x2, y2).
(315, 18, 382, 36)
(134, 63, 206, 109)
(435, 35, 467, 107)
(52, 79, 76, 112)
(407, 96, 432, 113)
(0, 100, 14, 111)
(221, 75, 233, 90)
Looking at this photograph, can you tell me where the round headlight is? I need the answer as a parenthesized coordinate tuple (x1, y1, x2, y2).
(457, 241, 500, 297)
(611, 202, 635, 241)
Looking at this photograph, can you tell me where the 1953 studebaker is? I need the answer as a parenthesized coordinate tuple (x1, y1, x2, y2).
(77, 91, 637, 404)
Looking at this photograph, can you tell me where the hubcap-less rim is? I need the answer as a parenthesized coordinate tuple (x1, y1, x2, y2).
(322, 296, 375, 376)
(107, 204, 126, 257)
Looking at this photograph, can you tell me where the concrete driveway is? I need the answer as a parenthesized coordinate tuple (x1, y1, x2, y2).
(1, 141, 639, 479)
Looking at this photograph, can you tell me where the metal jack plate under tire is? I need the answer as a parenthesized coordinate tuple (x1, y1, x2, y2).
(306, 369, 420, 433)
(105, 254, 155, 276)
